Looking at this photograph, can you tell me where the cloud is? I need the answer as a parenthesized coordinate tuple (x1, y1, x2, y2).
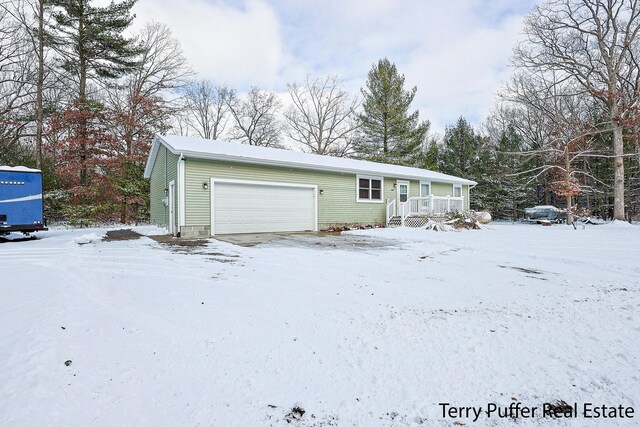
(270, 0, 538, 133)
(132, 0, 284, 87)
(130, 0, 540, 133)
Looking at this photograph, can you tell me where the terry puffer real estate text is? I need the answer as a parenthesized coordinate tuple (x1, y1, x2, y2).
(439, 402, 635, 422)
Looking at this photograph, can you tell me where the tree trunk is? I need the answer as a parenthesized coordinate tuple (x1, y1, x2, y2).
(78, 11, 88, 187)
(565, 147, 572, 225)
(121, 199, 127, 223)
(612, 121, 625, 220)
(35, 0, 44, 170)
(382, 112, 388, 154)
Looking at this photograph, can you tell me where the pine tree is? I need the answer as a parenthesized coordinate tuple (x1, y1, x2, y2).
(488, 127, 535, 219)
(416, 139, 440, 171)
(47, 0, 140, 186)
(439, 117, 481, 177)
(439, 117, 497, 211)
(355, 58, 429, 165)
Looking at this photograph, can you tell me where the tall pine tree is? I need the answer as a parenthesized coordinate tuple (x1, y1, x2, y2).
(355, 58, 429, 165)
(439, 117, 481, 177)
(485, 126, 534, 219)
(47, 0, 140, 187)
(439, 117, 493, 211)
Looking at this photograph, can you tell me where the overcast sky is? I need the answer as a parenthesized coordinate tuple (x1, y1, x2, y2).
(132, 0, 540, 134)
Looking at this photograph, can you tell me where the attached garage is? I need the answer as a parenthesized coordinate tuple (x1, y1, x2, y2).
(210, 179, 317, 234)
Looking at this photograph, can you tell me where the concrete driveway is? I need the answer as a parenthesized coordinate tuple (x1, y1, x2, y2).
(214, 231, 398, 250)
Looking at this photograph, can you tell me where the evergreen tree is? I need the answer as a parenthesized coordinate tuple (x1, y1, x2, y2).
(439, 117, 496, 211)
(355, 58, 429, 165)
(485, 126, 535, 219)
(439, 117, 481, 177)
(47, 0, 140, 186)
(416, 138, 440, 171)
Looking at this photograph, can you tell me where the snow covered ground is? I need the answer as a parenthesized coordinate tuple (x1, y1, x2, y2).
(1, 223, 639, 426)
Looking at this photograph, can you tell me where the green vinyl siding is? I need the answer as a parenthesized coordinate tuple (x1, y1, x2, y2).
(180, 157, 473, 230)
(149, 145, 179, 227)
(431, 182, 453, 197)
(185, 158, 398, 227)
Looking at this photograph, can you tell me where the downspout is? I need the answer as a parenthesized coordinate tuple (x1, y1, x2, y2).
(177, 154, 185, 237)
(164, 145, 168, 226)
(468, 182, 477, 211)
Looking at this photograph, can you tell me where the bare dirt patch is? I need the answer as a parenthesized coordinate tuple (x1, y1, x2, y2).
(149, 235, 208, 248)
(102, 229, 142, 242)
(149, 235, 240, 263)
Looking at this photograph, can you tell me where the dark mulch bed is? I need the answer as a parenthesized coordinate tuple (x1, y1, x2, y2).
(102, 229, 143, 242)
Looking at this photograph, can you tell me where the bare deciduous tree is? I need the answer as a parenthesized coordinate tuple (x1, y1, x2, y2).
(499, 71, 615, 223)
(106, 21, 191, 156)
(104, 21, 190, 222)
(227, 87, 282, 147)
(182, 80, 229, 140)
(514, 0, 640, 220)
(0, 2, 36, 155)
(285, 75, 360, 156)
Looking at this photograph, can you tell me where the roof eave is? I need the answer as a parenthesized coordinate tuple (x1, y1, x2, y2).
(176, 149, 476, 186)
(143, 135, 178, 178)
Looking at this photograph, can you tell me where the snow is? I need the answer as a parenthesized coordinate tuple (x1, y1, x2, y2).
(1, 223, 639, 426)
(144, 135, 476, 185)
(0, 165, 41, 173)
(528, 205, 561, 210)
(607, 220, 636, 228)
(73, 232, 105, 245)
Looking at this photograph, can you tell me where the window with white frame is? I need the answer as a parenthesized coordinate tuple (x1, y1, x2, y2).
(357, 176, 383, 201)
(420, 181, 431, 197)
(453, 184, 462, 198)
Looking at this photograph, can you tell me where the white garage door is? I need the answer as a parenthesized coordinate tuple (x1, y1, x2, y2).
(212, 180, 316, 234)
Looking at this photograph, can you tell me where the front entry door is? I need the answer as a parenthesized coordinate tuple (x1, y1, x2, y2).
(397, 180, 409, 207)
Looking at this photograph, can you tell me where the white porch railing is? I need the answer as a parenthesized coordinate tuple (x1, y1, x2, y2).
(387, 195, 464, 226)
(386, 199, 397, 224)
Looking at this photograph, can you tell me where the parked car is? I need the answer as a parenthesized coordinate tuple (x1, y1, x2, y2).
(523, 205, 567, 224)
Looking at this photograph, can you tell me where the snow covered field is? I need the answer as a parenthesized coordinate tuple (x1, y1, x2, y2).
(1, 223, 639, 426)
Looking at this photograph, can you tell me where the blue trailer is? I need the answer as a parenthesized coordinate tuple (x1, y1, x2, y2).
(0, 166, 47, 235)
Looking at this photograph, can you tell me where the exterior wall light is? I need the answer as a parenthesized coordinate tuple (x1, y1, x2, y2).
(319, 189, 324, 195)
(202, 182, 209, 190)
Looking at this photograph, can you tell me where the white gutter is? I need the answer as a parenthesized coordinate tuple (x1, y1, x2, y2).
(176, 149, 477, 186)
(146, 135, 477, 186)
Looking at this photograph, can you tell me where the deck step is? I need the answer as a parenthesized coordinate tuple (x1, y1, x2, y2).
(387, 216, 402, 227)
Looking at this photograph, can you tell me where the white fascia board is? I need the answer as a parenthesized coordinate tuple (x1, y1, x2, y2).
(143, 136, 180, 178)
(176, 150, 477, 186)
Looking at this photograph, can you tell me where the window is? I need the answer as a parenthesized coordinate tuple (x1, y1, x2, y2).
(357, 176, 383, 201)
(453, 184, 462, 198)
(398, 182, 408, 202)
(420, 181, 431, 197)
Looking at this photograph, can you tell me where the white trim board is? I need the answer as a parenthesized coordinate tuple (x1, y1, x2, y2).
(145, 135, 477, 186)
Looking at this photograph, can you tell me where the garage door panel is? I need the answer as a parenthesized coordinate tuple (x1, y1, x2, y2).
(213, 181, 315, 234)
